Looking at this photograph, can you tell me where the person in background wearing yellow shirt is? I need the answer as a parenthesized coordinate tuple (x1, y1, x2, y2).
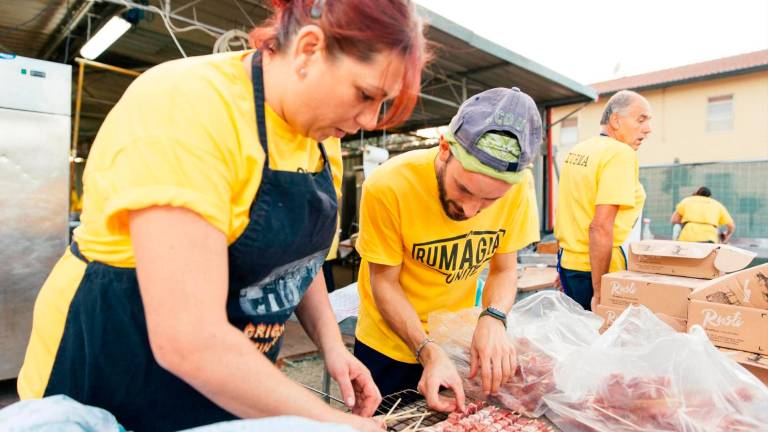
(671, 186, 735, 243)
(17, 1, 429, 431)
(354, 88, 541, 412)
(555, 90, 651, 311)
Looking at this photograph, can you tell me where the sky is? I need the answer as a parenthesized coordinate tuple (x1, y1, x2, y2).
(414, 0, 768, 85)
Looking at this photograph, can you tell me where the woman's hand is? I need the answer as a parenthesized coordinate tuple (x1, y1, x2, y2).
(324, 345, 382, 417)
(339, 414, 386, 432)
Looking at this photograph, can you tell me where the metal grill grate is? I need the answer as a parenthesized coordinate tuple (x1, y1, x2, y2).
(376, 389, 448, 431)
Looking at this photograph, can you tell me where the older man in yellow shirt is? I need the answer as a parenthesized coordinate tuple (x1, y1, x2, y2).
(555, 90, 651, 311)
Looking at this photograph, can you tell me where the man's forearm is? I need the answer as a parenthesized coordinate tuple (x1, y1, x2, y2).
(588, 226, 614, 299)
(481, 266, 518, 312)
(372, 279, 428, 353)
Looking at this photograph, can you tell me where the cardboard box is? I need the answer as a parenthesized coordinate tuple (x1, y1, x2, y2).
(688, 300, 768, 355)
(601, 271, 707, 319)
(689, 263, 768, 310)
(718, 348, 768, 386)
(536, 241, 559, 255)
(595, 303, 687, 333)
(627, 240, 755, 279)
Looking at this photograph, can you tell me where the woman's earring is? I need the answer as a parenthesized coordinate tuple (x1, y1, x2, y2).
(299, 67, 307, 77)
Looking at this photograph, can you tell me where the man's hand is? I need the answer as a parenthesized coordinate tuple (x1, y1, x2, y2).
(324, 346, 382, 417)
(468, 315, 516, 396)
(417, 343, 466, 413)
(591, 296, 599, 312)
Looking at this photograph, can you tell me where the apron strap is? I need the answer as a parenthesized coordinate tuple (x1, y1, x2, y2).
(618, 245, 628, 270)
(251, 51, 329, 174)
(317, 142, 331, 170)
(69, 242, 90, 263)
(251, 52, 270, 172)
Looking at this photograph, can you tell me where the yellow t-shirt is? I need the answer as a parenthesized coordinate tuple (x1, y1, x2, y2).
(355, 147, 540, 363)
(677, 195, 733, 243)
(19, 51, 343, 399)
(74, 50, 342, 266)
(555, 136, 646, 272)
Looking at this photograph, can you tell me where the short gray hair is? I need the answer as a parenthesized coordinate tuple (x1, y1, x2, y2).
(600, 90, 642, 125)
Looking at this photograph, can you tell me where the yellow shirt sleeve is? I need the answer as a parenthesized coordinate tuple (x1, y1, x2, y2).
(595, 146, 636, 208)
(92, 67, 239, 237)
(676, 199, 686, 216)
(355, 176, 403, 266)
(497, 171, 540, 253)
(719, 203, 734, 226)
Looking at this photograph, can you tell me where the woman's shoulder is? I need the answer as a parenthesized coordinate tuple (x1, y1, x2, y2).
(127, 51, 251, 105)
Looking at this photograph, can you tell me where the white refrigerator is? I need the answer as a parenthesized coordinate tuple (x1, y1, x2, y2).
(0, 54, 71, 379)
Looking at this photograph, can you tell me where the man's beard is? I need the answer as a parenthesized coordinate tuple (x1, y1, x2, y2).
(436, 163, 469, 221)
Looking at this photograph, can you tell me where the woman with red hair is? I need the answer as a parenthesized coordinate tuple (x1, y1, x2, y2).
(18, 1, 428, 430)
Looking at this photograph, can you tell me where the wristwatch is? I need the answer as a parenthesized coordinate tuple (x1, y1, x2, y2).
(479, 306, 507, 328)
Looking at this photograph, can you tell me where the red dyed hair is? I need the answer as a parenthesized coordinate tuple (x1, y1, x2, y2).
(249, 0, 429, 129)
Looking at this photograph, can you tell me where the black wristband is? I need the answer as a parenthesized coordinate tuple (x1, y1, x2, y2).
(479, 306, 507, 328)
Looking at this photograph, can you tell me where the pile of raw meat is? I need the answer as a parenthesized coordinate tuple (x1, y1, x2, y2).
(421, 402, 555, 432)
(428, 293, 768, 431)
(544, 306, 768, 431)
(429, 291, 602, 417)
(459, 337, 557, 416)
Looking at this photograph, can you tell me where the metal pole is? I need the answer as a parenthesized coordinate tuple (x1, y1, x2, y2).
(418, 92, 460, 108)
(72, 61, 86, 155)
(75, 57, 142, 77)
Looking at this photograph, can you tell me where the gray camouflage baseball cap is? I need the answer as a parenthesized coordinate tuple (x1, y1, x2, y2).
(448, 87, 542, 174)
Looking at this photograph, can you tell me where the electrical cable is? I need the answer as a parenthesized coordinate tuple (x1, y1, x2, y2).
(107, 0, 190, 57)
(159, 0, 220, 38)
(92, 0, 256, 58)
(213, 29, 250, 53)
(232, 0, 256, 27)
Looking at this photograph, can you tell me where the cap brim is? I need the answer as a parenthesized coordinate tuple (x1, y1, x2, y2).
(448, 140, 527, 184)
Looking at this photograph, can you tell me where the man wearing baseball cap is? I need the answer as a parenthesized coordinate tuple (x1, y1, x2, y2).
(353, 88, 541, 412)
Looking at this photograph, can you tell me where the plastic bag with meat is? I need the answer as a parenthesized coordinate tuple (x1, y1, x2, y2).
(544, 305, 768, 431)
(428, 291, 603, 417)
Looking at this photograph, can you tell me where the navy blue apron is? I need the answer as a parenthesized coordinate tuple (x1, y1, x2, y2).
(46, 52, 338, 432)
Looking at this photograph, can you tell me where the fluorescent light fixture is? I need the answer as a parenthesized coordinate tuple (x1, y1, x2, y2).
(79, 16, 131, 60)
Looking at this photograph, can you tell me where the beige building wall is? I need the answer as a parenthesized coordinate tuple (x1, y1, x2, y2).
(550, 70, 768, 168)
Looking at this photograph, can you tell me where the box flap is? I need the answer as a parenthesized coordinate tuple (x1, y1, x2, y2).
(713, 245, 758, 273)
(629, 240, 717, 259)
(608, 271, 709, 288)
(719, 347, 768, 371)
(689, 263, 768, 309)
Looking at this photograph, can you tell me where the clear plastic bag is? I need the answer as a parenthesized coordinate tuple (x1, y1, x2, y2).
(545, 305, 768, 431)
(0, 395, 126, 432)
(428, 291, 603, 417)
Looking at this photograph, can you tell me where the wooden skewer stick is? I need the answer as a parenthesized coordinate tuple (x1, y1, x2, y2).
(384, 408, 421, 420)
(383, 410, 423, 423)
(385, 398, 402, 418)
(409, 413, 427, 431)
(592, 404, 642, 430)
